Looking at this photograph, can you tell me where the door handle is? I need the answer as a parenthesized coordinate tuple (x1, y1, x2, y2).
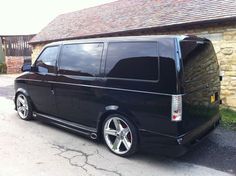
(51, 89, 55, 95)
(51, 84, 55, 95)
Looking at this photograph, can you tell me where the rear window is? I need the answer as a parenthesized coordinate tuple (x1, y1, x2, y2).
(180, 40, 219, 91)
(180, 40, 216, 67)
(105, 42, 159, 81)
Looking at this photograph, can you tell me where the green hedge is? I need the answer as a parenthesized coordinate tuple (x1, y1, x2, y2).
(0, 63, 7, 74)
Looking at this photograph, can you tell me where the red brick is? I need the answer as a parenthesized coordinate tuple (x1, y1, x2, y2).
(6, 56, 24, 74)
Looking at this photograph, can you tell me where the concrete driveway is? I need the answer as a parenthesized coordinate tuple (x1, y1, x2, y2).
(0, 74, 235, 176)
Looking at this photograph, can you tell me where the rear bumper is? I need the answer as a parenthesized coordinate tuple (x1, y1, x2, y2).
(139, 114, 220, 157)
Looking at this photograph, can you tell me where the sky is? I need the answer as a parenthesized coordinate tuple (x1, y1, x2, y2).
(0, 0, 115, 35)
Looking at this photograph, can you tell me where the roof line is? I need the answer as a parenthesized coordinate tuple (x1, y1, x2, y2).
(29, 16, 236, 45)
(0, 34, 36, 37)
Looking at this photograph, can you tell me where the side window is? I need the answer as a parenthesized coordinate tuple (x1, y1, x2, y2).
(105, 42, 159, 81)
(35, 46, 58, 73)
(59, 43, 103, 76)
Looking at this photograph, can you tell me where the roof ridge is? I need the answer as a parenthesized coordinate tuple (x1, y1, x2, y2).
(58, 0, 120, 17)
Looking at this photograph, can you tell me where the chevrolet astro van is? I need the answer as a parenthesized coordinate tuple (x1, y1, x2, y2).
(14, 35, 221, 157)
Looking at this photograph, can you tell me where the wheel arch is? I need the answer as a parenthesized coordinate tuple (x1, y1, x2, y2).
(14, 88, 35, 110)
(96, 106, 140, 141)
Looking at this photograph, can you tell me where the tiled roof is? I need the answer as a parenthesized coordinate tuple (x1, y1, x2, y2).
(30, 0, 236, 44)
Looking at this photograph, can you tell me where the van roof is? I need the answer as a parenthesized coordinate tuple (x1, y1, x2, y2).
(45, 35, 203, 47)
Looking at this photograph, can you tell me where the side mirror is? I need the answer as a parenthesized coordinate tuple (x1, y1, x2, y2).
(31, 66, 38, 72)
(21, 64, 31, 72)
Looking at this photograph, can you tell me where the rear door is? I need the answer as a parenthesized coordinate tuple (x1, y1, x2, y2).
(179, 38, 220, 132)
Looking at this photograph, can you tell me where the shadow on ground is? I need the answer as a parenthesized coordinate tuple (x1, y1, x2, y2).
(138, 132, 236, 175)
(177, 136, 236, 174)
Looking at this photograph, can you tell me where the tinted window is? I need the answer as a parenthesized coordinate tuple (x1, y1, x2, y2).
(59, 43, 103, 76)
(35, 46, 58, 73)
(158, 39, 175, 59)
(105, 42, 158, 81)
(180, 40, 219, 93)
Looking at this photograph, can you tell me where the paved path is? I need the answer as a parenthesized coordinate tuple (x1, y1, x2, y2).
(0, 74, 235, 176)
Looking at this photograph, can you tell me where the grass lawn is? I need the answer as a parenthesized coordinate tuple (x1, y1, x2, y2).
(220, 107, 236, 130)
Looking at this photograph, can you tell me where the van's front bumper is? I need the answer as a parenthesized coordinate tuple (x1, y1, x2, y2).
(139, 114, 220, 157)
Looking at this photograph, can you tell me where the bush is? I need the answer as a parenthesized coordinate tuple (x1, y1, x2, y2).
(220, 107, 236, 131)
(0, 63, 7, 74)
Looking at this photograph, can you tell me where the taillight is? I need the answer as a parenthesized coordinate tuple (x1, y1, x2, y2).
(171, 95, 182, 122)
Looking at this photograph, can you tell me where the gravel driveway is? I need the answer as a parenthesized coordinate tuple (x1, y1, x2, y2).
(0, 74, 235, 176)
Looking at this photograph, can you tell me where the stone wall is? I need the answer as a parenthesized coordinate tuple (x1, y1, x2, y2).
(5, 56, 24, 74)
(172, 25, 236, 109)
(213, 31, 236, 109)
(31, 44, 46, 63)
(30, 24, 236, 108)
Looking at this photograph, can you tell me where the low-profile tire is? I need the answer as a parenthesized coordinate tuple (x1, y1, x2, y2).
(16, 93, 33, 120)
(102, 114, 138, 157)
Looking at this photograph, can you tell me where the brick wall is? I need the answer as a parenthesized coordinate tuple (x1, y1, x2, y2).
(30, 24, 236, 108)
(5, 56, 24, 74)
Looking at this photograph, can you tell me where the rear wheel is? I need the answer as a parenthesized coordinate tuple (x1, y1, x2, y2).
(103, 114, 138, 157)
(16, 93, 33, 120)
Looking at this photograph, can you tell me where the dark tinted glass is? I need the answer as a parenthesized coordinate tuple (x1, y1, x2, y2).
(106, 42, 158, 81)
(35, 46, 58, 73)
(158, 39, 175, 59)
(59, 43, 103, 76)
(180, 40, 220, 93)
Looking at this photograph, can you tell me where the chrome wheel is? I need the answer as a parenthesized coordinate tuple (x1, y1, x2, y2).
(16, 94, 29, 119)
(103, 117, 132, 155)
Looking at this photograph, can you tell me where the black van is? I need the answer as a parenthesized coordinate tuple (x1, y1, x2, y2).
(14, 35, 220, 157)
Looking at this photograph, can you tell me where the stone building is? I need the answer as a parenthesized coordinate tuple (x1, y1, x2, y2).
(29, 0, 236, 108)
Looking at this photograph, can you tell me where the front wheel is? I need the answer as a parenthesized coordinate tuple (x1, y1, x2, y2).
(16, 93, 33, 120)
(103, 114, 138, 157)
